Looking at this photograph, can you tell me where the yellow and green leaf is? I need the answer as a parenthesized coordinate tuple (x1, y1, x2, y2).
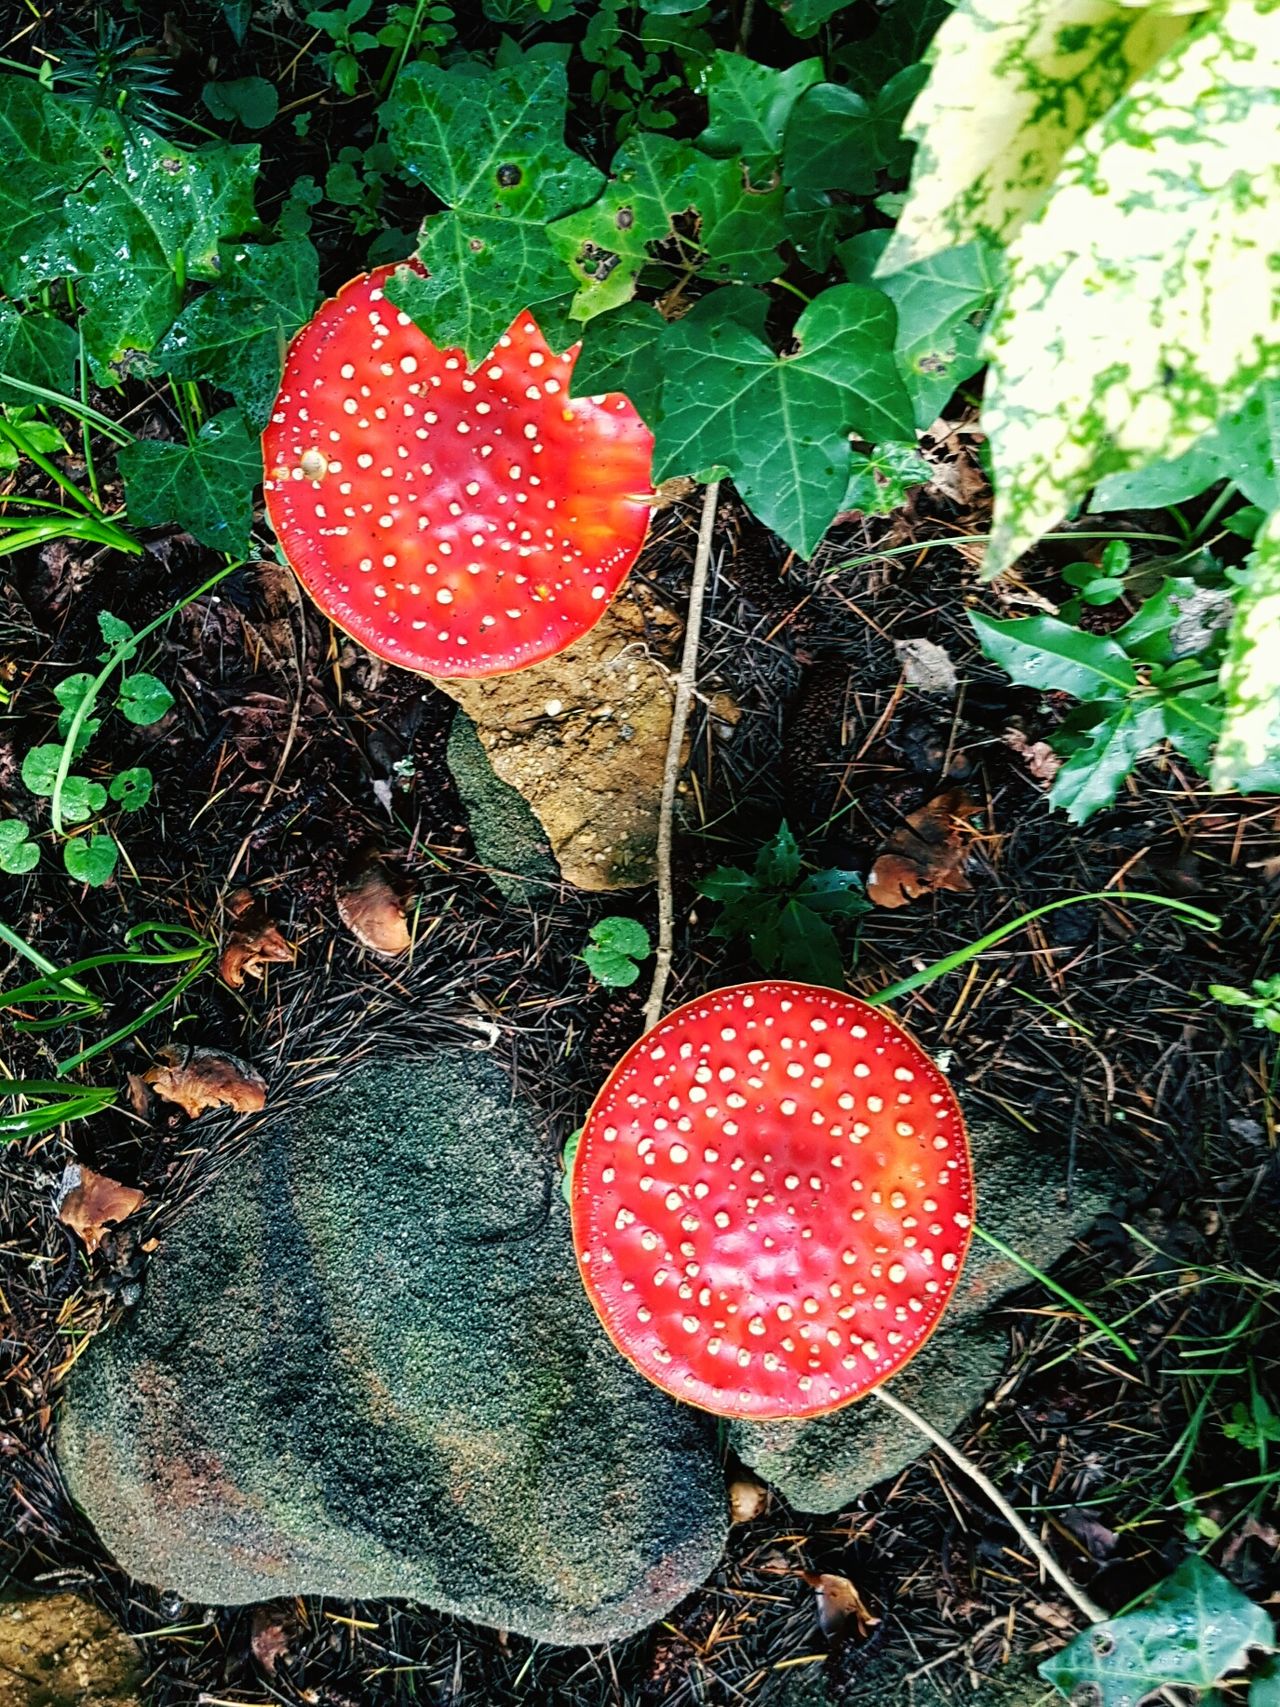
(881, 0, 1190, 271)
(1213, 506, 1280, 790)
(983, 0, 1280, 575)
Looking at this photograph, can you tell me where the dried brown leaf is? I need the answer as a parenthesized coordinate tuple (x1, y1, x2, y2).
(145, 1046, 267, 1120)
(728, 1480, 768, 1524)
(59, 1167, 146, 1255)
(219, 888, 293, 989)
(1002, 728, 1063, 786)
(249, 1605, 298, 1675)
(866, 788, 981, 909)
(893, 637, 957, 696)
(800, 1571, 879, 1641)
(336, 857, 413, 956)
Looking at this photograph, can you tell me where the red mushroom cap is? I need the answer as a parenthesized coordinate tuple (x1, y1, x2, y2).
(571, 981, 973, 1420)
(262, 265, 654, 678)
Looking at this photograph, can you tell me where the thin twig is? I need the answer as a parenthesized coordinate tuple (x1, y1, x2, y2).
(643, 479, 720, 1033)
(869, 1385, 1106, 1626)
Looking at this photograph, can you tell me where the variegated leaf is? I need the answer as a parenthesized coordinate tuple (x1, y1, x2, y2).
(1213, 506, 1280, 789)
(880, 0, 1190, 272)
(983, 0, 1280, 576)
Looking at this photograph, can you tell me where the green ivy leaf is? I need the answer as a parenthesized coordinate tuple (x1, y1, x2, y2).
(583, 945, 642, 987)
(63, 832, 118, 887)
(117, 673, 174, 727)
(0, 302, 78, 406)
(0, 819, 39, 874)
(1213, 507, 1280, 789)
(843, 231, 1001, 428)
(201, 76, 279, 130)
(1048, 698, 1167, 824)
(783, 83, 878, 198)
(981, 6, 1280, 574)
(109, 767, 154, 813)
(380, 60, 604, 361)
(0, 75, 120, 297)
(155, 240, 319, 429)
(698, 52, 823, 179)
(651, 284, 915, 556)
(1039, 1556, 1275, 1707)
(836, 0, 950, 100)
(31, 129, 260, 378)
(549, 133, 784, 321)
(571, 302, 666, 418)
(969, 612, 1137, 699)
(118, 409, 260, 553)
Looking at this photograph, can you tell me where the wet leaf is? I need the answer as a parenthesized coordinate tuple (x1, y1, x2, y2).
(0, 302, 78, 406)
(0, 75, 120, 297)
(118, 409, 260, 553)
(59, 1165, 146, 1254)
(219, 889, 294, 988)
(698, 51, 822, 179)
(1048, 699, 1168, 823)
(155, 239, 319, 429)
(1039, 1556, 1274, 1707)
(117, 673, 174, 727)
(969, 612, 1137, 699)
(63, 833, 118, 887)
(0, 819, 39, 874)
(145, 1045, 268, 1120)
(866, 787, 980, 908)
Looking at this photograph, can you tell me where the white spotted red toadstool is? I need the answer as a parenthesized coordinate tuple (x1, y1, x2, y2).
(262, 264, 654, 677)
(571, 980, 972, 1420)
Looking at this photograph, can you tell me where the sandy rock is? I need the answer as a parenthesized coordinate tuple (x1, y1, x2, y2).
(0, 1595, 141, 1707)
(430, 587, 683, 891)
(730, 1114, 1121, 1513)
(58, 1052, 726, 1645)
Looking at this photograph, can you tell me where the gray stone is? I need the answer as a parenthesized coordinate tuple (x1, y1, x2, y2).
(446, 710, 560, 902)
(58, 1053, 727, 1645)
(731, 1117, 1119, 1513)
(0, 1595, 141, 1707)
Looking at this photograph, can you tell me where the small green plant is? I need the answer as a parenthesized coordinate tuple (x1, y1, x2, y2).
(12, 567, 236, 887)
(582, 916, 652, 988)
(970, 551, 1264, 824)
(1210, 974, 1280, 1035)
(0, 1079, 117, 1145)
(697, 821, 868, 988)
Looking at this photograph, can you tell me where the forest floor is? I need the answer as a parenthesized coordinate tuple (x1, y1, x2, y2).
(4, 441, 1280, 1706)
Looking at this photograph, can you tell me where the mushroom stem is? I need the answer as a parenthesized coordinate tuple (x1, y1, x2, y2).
(869, 1385, 1107, 1627)
(642, 479, 721, 1033)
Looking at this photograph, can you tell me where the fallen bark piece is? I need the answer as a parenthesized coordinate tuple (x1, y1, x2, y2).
(145, 1046, 267, 1120)
(59, 1166, 147, 1255)
(866, 786, 981, 908)
(335, 853, 413, 955)
(219, 888, 293, 988)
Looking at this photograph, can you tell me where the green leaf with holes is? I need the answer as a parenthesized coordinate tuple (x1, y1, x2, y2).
(650, 285, 914, 557)
(63, 833, 119, 888)
(548, 133, 784, 322)
(29, 128, 259, 378)
(379, 60, 603, 361)
(698, 51, 822, 180)
(118, 409, 260, 554)
(0, 302, 77, 406)
(981, 4, 1280, 574)
(109, 767, 154, 813)
(883, 0, 1193, 271)
(1040, 1556, 1274, 1707)
(1213, 507, 1280, 790)
(155, 239, 319, 428)
(842, 231, 1001, 428)
(969, 612, 1137, 699)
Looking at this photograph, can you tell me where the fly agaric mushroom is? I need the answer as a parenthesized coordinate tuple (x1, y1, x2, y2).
(571, 981, 972, 1420)
(262, 264, 654, 678)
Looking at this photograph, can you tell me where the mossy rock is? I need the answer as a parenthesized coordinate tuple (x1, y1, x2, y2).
(58, 1052, 727, 1645)
(446, 710, 559, 901)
